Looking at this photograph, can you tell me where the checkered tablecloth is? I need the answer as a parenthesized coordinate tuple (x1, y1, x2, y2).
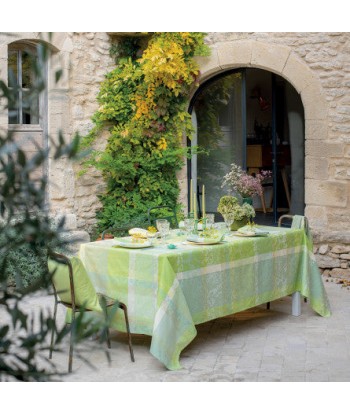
(79, 226, 331, 370)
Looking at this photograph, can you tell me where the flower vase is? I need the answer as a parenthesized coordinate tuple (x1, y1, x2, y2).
(242, 197, 253, 206)
(231, 217, 250, 231)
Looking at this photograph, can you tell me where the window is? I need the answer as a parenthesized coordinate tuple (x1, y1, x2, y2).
(8, 44, 40, 125)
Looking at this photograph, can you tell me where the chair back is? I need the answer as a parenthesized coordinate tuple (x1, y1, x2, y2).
(278, 214, 294, 228)
(48, 251, 101, 312)
(147, 205, 178, 228)
(278, 214, 310, 237)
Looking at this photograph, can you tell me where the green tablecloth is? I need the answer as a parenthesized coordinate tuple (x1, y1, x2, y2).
(79, 226, 331, 370)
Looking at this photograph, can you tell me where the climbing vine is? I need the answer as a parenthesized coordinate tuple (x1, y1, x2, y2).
(80, 33, 210, 230)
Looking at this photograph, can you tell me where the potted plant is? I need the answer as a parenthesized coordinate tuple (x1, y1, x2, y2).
(217, 195, 256, 231)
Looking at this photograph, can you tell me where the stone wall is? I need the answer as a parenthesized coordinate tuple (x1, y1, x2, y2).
(314, 243, 350, 283)
(65, 32, 115, 235)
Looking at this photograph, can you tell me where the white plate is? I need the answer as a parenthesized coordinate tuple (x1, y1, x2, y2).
(186, 236, 223, 245)
(184, 241, 223, 246)
(234, 231, 269, 237)
(114, 239, 152, 249)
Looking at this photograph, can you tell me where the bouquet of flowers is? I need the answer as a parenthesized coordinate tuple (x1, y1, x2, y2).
(231, 203, 256, 221)
(217, 195, 256, 221)
(216, 195, 239, 214)
(222, 163, 272, 198)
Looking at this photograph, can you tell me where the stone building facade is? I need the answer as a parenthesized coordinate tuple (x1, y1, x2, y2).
(1, 32, 350, 277)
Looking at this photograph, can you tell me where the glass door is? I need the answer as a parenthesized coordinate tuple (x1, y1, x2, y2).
(189, 70, 246, 216)
(189, 69, 304, 223)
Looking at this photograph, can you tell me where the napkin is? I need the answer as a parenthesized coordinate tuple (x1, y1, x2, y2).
(236, 226, 269, 236)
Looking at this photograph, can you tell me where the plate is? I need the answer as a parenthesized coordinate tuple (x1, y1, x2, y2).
(234, 231, 269, 237)
(186, 236, 223, 245)
(184, 241, 223, 246)
(113, 239, 152, 249)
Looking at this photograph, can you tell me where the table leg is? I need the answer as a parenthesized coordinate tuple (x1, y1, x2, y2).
(292, 291, 301, 316)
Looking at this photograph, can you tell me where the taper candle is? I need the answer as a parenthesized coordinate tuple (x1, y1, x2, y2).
(190, 179, 193, 213)
(202, 185, 206, 218)
(193, 192, 197, 219)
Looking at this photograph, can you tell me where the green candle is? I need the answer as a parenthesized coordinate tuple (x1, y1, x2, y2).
(202, 185, 206, 218)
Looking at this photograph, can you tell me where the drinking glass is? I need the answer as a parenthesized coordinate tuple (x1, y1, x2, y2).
(213, 222, 227, 241)
(205, 213, 215, 227)
(147, 231, 158, 246)
(184, 218, 195, 236)
(156, 219, 170, 244)
(222, 213, 235, 233)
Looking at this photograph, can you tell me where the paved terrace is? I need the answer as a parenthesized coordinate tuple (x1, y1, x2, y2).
(9, 278, 349, 382)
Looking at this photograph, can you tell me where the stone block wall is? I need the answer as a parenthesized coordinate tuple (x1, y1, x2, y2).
(63, 32, 115, 234)
(314, 243, 350, 284)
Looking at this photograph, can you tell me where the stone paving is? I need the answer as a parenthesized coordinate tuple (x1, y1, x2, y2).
(7, 279, 350, 382)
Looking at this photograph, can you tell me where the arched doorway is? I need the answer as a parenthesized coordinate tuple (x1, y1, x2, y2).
(188, 67, 305, 225)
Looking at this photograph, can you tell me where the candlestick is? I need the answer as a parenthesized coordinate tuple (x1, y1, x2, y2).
(202, 184, 206, 218)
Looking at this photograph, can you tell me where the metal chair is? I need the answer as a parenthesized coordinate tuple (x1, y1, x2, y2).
(278, 214, 309, 231)
(266, 215, 309, 310)
(48, 251, 135, 372)
(147, 205, 178, 229)
(278, 214, 294, 227)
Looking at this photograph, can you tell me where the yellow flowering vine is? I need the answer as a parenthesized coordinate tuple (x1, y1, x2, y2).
(80, 32, 210, 231)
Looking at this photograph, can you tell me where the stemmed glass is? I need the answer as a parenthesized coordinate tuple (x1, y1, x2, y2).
(222, 212, 235, 234)
(184, 218, 195, 236)
(147, 231, 158, 246)
(156, 219, 170, 245)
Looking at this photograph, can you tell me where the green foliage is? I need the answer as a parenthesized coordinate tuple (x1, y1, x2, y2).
(80, 32, 210, 231)
(109, 36, 147, 62)
(1, 242, 47, 289)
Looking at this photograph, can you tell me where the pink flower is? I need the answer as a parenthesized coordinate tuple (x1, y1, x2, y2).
(222, 164, 272, 198)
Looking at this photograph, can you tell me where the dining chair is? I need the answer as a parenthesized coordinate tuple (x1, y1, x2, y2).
(48, 251, 135, 373)
(266, 214, 309, 310)
(147, 205, 179, 229)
